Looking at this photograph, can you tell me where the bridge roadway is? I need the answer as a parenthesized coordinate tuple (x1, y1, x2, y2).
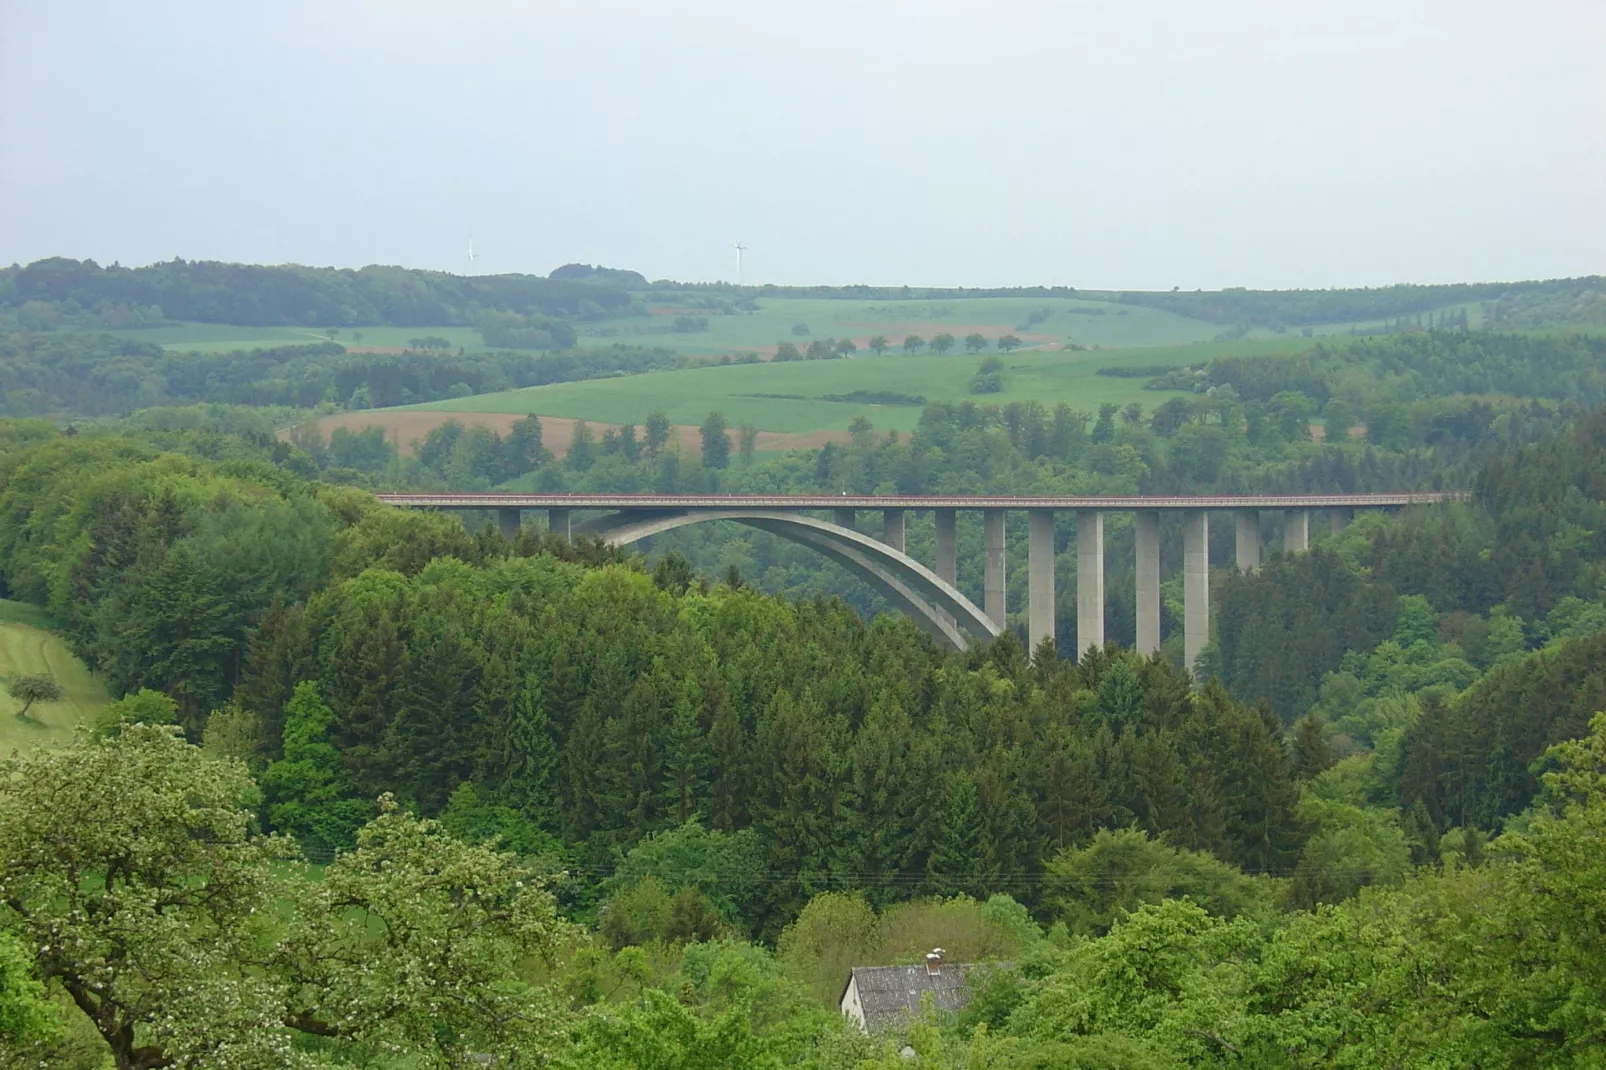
(374, 492, 1463, 666)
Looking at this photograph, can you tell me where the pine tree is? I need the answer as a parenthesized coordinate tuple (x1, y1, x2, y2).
(260, 681, 371, 857)
(661, 673, 711, 825)
(1290, 713, 1335, 780)
(926, 772, 992, 898)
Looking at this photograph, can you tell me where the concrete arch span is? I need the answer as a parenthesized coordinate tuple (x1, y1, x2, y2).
(575, 510, 999, 651)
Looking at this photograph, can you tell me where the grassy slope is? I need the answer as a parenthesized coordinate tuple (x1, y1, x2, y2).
(0, 600, 111, 751)
(111, 296, 1226, 355)
(403, 338, 1319, 434)
(581, 296, 1224, 356)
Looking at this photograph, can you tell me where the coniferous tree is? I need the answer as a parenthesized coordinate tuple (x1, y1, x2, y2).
(927, 772, 992, 898)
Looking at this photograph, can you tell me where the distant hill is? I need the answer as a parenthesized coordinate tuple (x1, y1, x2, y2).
(2, 257, 1600, 336)
(1115, 277, 1606, 330)
(548, 263, 649, 288)
(0, 258, 634, 329)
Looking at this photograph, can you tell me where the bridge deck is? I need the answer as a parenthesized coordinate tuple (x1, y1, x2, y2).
(375, 492, 1463, 510)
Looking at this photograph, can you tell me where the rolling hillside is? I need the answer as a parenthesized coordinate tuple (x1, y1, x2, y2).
(398, 338, 1311, 435)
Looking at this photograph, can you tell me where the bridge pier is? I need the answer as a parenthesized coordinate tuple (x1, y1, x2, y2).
(1284, 510, 1309, 553)
(1028, 510, 1056, 654)
(984, 509, 1007, 629)
(934, 509, 957, 631)
(1330, 507, 1351, 534)
(549, 508, 571, 542)
(1076, 511, 1104, 656)
(834, 508, 856, 531)
(882, 509, 906, 553)
(1184, 510, 1209, 673)
(1235, 510, 1260, 571)
(498, 507, 521, 541)
(1134, 511, 1161, 656)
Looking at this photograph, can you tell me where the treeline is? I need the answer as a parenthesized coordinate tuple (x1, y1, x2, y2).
(0, 332, 681, 415)
(655, 281, 1083, 300)
(1201, 329, 1606, 410)
(0, 257, 634, 328)
(1117, 277, 1604, 329)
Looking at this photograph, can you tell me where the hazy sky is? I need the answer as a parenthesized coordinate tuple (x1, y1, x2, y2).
(2, 0, 1602, 289)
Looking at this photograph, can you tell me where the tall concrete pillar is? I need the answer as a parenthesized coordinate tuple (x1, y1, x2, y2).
(834, 508, 856, 531)
(1075, 511, 1104, 655)
(933, 509, 957, 586)
(1184, 510, 1210, 674)
(934, 508, 957, 631)
(548, 508, 571, 542)
(1234, 510, 1260, 572)
(498, 507, 521, 541)
(1028, 510, 1057, 654)
(1134, 510, 1161, 657)
(1330, 507, 1352, 535)
(984, 509, 1007, 628)
(1283, 510, 1309, 553)
(882, 509, 906, 553)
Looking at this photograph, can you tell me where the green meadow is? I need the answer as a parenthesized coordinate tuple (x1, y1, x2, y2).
(406, 337, 1318, 434)
(579, 295, 1227, 356)
(0, 600, 110, 751)
(113, 293, 1445, 359)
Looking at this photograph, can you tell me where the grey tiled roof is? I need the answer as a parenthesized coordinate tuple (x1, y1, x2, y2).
(843, 965, 975, 1031)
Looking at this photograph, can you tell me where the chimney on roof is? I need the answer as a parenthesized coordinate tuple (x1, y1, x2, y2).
(925, 948, 944, 976)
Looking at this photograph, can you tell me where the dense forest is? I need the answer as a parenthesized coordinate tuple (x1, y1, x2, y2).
(0, 332, 681, 415)
(1, 303, 1605, 1066)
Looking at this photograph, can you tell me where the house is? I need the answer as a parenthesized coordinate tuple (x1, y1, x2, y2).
(839, 949, 982, 1033)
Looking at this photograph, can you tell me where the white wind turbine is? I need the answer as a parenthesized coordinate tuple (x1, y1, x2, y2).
(467, 235, 478, 273)
(730, 240, 748, 285)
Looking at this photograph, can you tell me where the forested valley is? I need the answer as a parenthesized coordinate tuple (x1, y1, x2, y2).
(0, 299, 1605, 1067)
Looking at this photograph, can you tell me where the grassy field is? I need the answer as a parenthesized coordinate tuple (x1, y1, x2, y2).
(581, 296, 1227, 357)
(403, 338, 1319, 434)
(0, 600, 110, 752)
(113, 297, 1220, 355)
(109, 293, 1479, 359)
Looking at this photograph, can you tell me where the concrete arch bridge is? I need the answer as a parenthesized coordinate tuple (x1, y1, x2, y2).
(374, 493, 1462, 664)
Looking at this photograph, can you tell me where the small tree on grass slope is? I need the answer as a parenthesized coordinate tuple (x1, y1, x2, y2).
(8, 674, 62, 718)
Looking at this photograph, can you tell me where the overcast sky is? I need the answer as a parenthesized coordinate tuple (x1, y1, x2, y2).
(1, 0, 1601, 289)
